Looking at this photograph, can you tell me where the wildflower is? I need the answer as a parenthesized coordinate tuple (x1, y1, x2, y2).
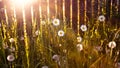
(77, 36, 82, 42)
(35, 30, 40, 36)
(2, 43, 8, 49)
(108, 41, 116, 49)
(52, 54, 60, 62)
(7, 54, 15, 62)
(52, 18, 60, 26)
(77, 44, 83, 51)
(42, 66, 48, 68)
(80, 25, 87, 32)
(41, 21, 46, 25)
(9, 38, 15, 43)
(98, 15, 105, 22)
(58, 30, 64, 37)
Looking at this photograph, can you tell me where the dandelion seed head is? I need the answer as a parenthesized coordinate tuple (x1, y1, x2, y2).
(52, 18, 60, 26)
(7, 54, 15, 62)
(35, 30, 40, 36)
(52, 54, 59, 62)
(58, 30, 64, 37)
(98, 15, 105, 22)
(41, 66, 48, 68)
(108, 41, 116, 49)
(80, 25, 87, 32)
(9, 38, 15, 43)
(77, 36, 82, 42)
(77, 44, 83, 51)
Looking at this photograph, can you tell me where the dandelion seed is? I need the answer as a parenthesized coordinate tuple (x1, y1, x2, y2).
(80, 25, 87, 32)
(9, 38, 15, 43)
(52, 18, 60, 26)
(42, 66, 48, 68)
(58, 30, 64, 37)
(52, 54, 60, 62)
(98, 15, 105, 22)
(108, 41, 116, 49)
(77, 44, 83, 51)
(7, 54, 15, 62)
(77, 36, 82, 42)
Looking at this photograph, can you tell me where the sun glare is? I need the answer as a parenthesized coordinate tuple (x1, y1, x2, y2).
(11, 0, 34, 7)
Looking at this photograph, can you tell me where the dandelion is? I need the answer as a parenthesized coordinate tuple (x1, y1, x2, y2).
(77, 36, 82, 42)
(52, 54, 60, 62)
(7, 54, 15, 62)
(80, 25, 87, 32)
(98, 15, 105, 22)
(108, 41, 116, 49)
(77, 44, 83, 51)
(42, 66, 48, 68)
(9, 38, 15, 43)
(52, 18, 60, 26)
(35, 30, 40, 36)
(58, 30, 64, 37)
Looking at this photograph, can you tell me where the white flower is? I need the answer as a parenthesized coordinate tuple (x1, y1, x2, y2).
(108, 41, 116, 49)
(52, 54, 59, 62)
(80, 25, 87, 32)
(42, 66, 48, 68)
(98, 15, 105, 22)
(41, 21, 46, 25)
(52, 18, 60, 26)
(77, 44, 83, 51)
(35, 30, 40, 36)
(58, 30, 64, 37)
(7, 54, 15, 62)
(9, 38, 15, 43)
(77, 36, 82, 42)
